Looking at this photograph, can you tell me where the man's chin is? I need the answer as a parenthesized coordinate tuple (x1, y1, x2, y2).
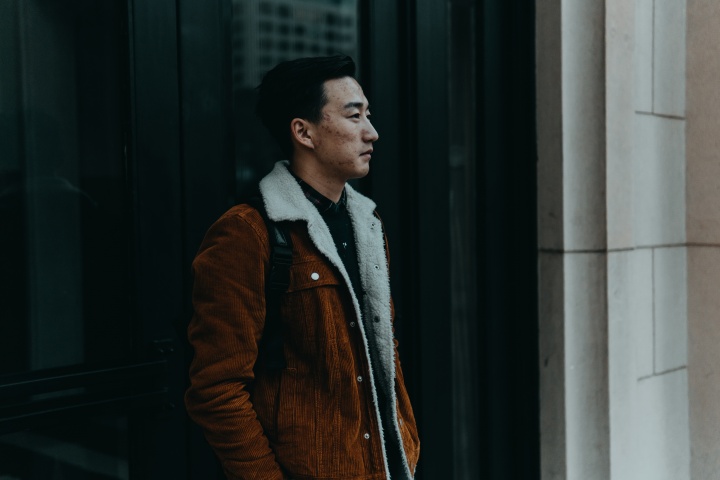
(348, 166, 370, 180)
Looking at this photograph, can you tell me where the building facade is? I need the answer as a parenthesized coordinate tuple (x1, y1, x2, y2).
(231, 0, 358, 89)
(11, 0, 718, 478)
(537, 1, 720, 478)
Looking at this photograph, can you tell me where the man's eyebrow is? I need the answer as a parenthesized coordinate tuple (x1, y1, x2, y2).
(343, 101, 369, 110)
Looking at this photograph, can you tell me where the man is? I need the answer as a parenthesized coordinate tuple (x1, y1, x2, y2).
(185, 55, 420, 480)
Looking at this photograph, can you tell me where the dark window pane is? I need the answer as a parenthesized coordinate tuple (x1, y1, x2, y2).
(448, 2, 480, 478)
(0, 0, 131, 374)
(0, 416, 129, 479)
(278, 5, 290, 18)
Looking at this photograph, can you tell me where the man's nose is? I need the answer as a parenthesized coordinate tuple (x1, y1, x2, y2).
(364, 121, 379, 143)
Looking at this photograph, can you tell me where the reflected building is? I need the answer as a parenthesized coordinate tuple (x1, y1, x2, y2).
(231, 0, 359, 90)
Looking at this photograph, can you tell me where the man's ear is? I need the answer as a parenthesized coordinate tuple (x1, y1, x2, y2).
(290, 118, 314, 149)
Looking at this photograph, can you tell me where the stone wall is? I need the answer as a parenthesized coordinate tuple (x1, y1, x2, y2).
(537, 0, 720, 478)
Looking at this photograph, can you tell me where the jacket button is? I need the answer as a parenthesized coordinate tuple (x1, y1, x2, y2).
(374, 265, 379, 270)
(350, 321, 356, 328)
(374, 316, 380, 323)
(364, 433, 370, 440)
(311, 272, 320, 280)
(357, 376, 363, 382)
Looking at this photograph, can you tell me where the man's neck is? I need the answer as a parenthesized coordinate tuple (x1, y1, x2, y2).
(289, 162, 346, 203)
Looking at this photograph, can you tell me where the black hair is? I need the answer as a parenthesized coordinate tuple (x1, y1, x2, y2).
(255, 55, 356, 159)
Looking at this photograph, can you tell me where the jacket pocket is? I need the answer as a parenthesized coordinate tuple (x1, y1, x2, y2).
(286, 258, 343, 292)
(281, 259, 348, 346)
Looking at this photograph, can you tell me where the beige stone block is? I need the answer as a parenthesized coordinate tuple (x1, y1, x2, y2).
(564, 252, 609, 479)
(539, 252, 566, 480)
(609, 250, 654, 379)
(687, 246, 720, 478)
(634, 0, 653, 112)
(635, 370, 690, 480)
(561, 1, 607, 252)
(654, 247, 688, 372)
(632, 115, 686, 246)
(609, 249, 653, 479)
(653, 0, 686, 116)
(686, 1, 720, 244)
(608, 253, 690, 480)
(607, 0, 636, 250)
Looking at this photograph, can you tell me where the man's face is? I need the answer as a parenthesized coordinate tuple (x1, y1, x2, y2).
(308, 76, 379, 182)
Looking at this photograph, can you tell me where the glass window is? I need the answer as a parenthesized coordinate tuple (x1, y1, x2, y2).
(448, 1, 480, 477)
(0, 0, 131, 374)
(259, 2, 273, 15)
(229, 0, 360, 196)
(0, 416, 129, 479)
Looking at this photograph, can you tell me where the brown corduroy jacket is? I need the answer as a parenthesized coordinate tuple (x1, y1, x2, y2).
(185, 162, 420, 480)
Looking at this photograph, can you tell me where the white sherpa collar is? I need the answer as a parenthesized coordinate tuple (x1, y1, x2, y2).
(259, 160, 377, 222)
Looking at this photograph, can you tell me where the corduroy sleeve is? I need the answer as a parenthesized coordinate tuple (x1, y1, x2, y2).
(184, 208, 285, 480)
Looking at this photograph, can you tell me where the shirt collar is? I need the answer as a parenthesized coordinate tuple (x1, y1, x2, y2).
(289, 169, 347, 214)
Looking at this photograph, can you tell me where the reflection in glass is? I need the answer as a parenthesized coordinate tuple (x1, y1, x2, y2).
(0, 0, 131, 374)
(230, 0, 360, 195)
(0, 416, 129, 480)
(449, 1, 480, 478)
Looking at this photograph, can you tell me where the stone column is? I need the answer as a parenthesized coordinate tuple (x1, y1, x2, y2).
(537, 0, 609, 478)
(536, 0, 710, 478)
(686, 1, 720, 478)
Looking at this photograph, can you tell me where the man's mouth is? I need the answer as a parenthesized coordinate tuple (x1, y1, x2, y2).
(361, 149, 373, 157)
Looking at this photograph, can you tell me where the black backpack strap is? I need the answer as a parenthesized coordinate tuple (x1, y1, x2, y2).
(246, 196, 292, 370)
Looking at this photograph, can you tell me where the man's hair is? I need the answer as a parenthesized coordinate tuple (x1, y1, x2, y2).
(255, 55, 356, 158)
